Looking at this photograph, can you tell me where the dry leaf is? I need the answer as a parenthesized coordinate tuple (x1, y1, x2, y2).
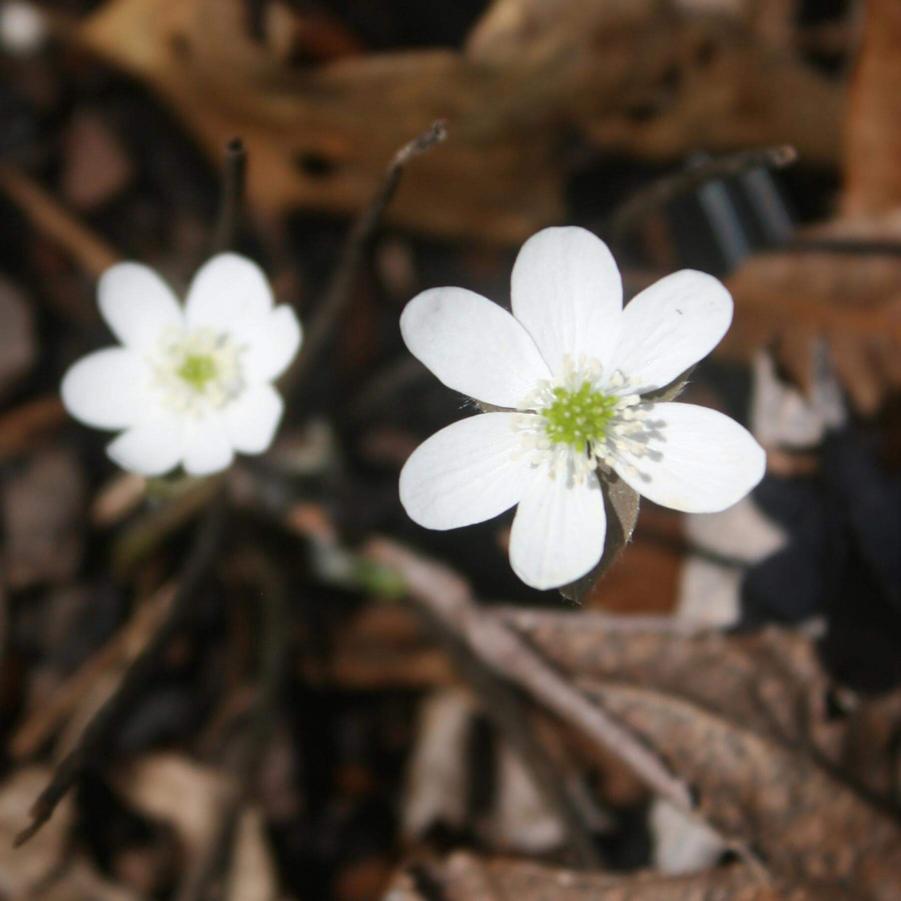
(2, 447, 85, 589)
(384, 852, 809, 900)
(722, 216, 901, 413)
(0, 277, 35, 399)
(842, 0, 901, 216)
(225, 807, 279, 901)
(74, 0, 841, 242)
(0, 767, 74, 898)
(582, 682, 901, 897)
(112, 753, 230, 859)
(503, 614, 844, 762)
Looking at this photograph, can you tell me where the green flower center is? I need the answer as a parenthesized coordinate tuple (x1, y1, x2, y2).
(543, 381, 618, 452)
(177, 353, 218, 390)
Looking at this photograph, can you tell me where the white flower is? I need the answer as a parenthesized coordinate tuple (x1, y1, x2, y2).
(398, 226, 765, 590)
(61, 253, 302, 477)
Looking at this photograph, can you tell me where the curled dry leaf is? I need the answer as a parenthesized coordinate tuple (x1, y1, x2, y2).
(722, 217, 901, 414)
(75, 0, 840, 242)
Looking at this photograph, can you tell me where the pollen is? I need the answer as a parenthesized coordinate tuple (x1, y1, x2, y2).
(177, 353, 218, 389)
(542, 381, 618, 451)
(151, 326, 245, 416)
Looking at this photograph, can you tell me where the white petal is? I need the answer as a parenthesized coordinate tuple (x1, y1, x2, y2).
(614, 402, 765, 513)
(106, 413, 183, 476)
(511, 227, 622, 376)
(183, 415, 234, 476)
(223, 384, 284, 454)
(509, 468, 607, 590)
(400, 412, 531, 530)
(98, 263, 183, 352)
(613, 270, 733, 392)
(242, 305, 302, 383)
(185, 253, 273, 331)
(401, 288, 551, 409)
(61, 348, 150, 430)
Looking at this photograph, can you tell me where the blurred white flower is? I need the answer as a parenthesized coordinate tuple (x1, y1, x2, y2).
(0, 2, 46, 56)
(399, 226, 765, 590)
(62, 253, 301, 477)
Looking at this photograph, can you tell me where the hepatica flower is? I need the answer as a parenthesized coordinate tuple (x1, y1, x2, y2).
(399, 227, 765, 590)
(62, 254, 301, 477)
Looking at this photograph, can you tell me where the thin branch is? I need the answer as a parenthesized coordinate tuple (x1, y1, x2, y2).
(176, 548, 289, 901)
(776, 238, 901, 257)
(0, 164, 120, 278)
(496, 607, 714, 637)
(607, 145, 797, 244)
(287, 120, 447, 395)
(14, 489, 228, 848)
(364, 539, 693, 814)
(211, 138, 247, 255)
(408, 598, 604, 868)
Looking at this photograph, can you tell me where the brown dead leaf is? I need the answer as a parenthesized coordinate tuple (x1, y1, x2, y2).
(112, 754, 230, 860)
(74, 0, 840, 242)
(61, 111, 133, 210)
(501, 612, 869, 781)
(721, 216, 901, 413)
(0, 277, 35, 399)
(582, 682, 901, 898)
(384, 852, 810, 900)
(2, 447, 85, 589)
(36, 857, 139, 901)
(0, 767, 74, 898)
(842, 0, 901, 216)
(0, 396, 66, 462)
(225, 807, 279, 901)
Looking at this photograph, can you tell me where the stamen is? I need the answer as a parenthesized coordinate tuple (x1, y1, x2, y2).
(150, 327, 245, 417)
(512, 361, 653, 485)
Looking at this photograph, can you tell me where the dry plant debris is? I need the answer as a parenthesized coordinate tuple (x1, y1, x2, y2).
(1, 1, 900, 899)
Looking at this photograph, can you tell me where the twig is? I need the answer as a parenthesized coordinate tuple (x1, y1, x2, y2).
(365, 539, 694, 813)
(287, 120, 447, 395)
(408, 598, 603, 868)
(607, 145, 797, 244)
(176, 548, 289, 901)
(0, 164, 120, 278)
(14, 489, 228, 848)
(211, 138, 247, 255)
(777, 238, 901, 257)
(10, 584, 174, 760)
(496, 607, 714, 637)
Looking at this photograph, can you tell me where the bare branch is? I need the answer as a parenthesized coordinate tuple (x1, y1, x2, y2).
(364, 539, 694, 814)
(14, 489, 228, 848)
(287, 120, 447, 395)
(0, 164, 120, 279)
(211, 137, 247, 255)
(608, 145, 797, 244)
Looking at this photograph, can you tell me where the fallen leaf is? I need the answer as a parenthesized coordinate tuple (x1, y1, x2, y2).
(384, 851, 810, 900)
(0, 276, 35, 399)
(0, 767, 74, 897)
(582, 682, 901, 897)
(2, 447, 85, 589)
(74, 0, 841, 242)
(842, 0, 901, 216)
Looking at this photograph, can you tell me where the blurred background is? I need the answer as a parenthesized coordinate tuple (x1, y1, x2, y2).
(1, 1, 900, 898)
